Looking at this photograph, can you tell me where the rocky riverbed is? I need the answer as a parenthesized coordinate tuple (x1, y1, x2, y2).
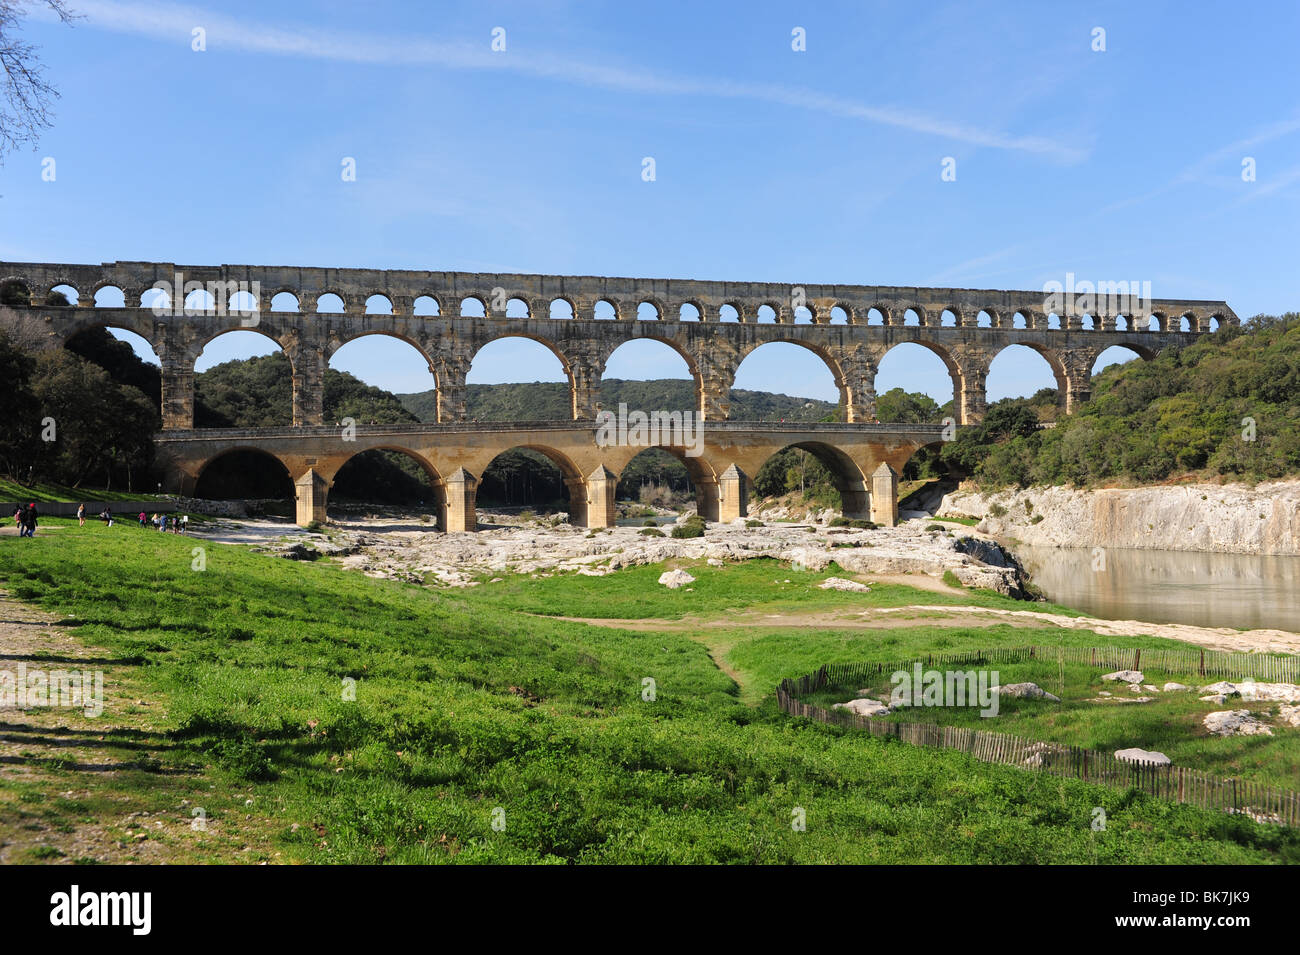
(195, 510, 1035, 596)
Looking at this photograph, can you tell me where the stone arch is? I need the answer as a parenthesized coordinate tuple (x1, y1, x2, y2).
(193, 446, 294, 500)
(734, 339, 845, 408)
(315, 292, 347, 313)
(92, 284, 126, 307)
(1092, 343, 1154, 376)
(602, 334, 703, 410)
(613, 443, 720, 517)
(876, 340, 961, 406)
(471, 332, 572, 384)
(550, 297, 576, 320)
(364, 294, 394, 314)
(753, 441, 869, 519)
(327, 445, 445, 518)
(269, 289, 301, 312)
(327, 330, 438, 402)
(459, 295, 487, 317)
(636, 300, 663, 321)
(987, 342, 1068, 408)
(413, 295, 440, 316)
(678, 301, 702, 322)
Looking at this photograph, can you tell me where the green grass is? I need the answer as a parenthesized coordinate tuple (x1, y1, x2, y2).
(0, 478, 163, 503)
(460, 558, 1084, 621)
(0, 518, 1296, 863)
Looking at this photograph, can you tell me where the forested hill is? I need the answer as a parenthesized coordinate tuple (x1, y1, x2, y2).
(397, 381, 837, 423)
(959, 313, 1300, 489)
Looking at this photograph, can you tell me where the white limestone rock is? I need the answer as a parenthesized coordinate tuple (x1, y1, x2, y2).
(1103, 670, 1144, 684)
(658, 569, 696, 589)
(1162, 682, 1190, 692)
(833, 698, 892, 718)
(995, 682, 1061, 703)
(818, 577, 871, 593)
(1201, 681, 1300, 702)
(1115, 748, 1172, 766)
(1203, 710, 1273, 737)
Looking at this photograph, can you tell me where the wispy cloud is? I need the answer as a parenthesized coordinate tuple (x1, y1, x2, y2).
(54, 0, 1087, 163)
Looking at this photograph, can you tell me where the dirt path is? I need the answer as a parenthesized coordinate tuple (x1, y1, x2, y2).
(0, 591, 277, 864)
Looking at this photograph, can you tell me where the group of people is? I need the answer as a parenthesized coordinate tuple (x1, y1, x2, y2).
(12, 503, 38, 537)
(139, 511, 187, 533)
(11, 503, 189, 533)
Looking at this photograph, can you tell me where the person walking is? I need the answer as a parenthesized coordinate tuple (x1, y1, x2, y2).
(21, 503, 37, 538)
(105, 506, 113, 527)
(77, 503, 86, 527)
(138, 510, 147, 528)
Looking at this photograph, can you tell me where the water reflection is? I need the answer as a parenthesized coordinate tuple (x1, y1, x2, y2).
(1013, 544, 1300, 632)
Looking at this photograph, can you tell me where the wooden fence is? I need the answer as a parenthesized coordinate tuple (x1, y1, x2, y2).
(777, 645, 1300, 828)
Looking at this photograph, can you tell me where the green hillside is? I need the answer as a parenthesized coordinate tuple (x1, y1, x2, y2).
(957, 313, 1300, 488)
(397, 380, 837, 423)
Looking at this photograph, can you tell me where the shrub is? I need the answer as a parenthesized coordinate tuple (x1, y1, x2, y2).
(942, 569, 964, 589)
(987, 502, 1007, 518)
(642, 518, 658, 527)
(639, 527, 665, 537)
(671, 522, 704, 539)
(1030, 514, 1045, 524)
(304, 520, 324, 533)
(745, 519, 763, 528)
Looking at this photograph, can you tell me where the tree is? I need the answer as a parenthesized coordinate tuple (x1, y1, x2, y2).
(0, 1, 77, 162)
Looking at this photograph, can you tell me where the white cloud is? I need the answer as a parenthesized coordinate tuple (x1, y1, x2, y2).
(59, 0, 1086, 162)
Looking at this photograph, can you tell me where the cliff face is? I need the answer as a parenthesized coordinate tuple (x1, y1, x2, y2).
(937, 482, 1300, 556)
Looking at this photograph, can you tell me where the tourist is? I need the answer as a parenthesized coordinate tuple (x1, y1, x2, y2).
(21, 503, 37, 537)
(77, 503, 86, 527)
(138, 511, 147, 527)
(181, 514, 189, 534)
(104, 507, 113, 527)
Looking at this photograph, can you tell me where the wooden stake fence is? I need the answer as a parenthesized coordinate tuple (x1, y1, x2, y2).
(777, 645, 1300, 828)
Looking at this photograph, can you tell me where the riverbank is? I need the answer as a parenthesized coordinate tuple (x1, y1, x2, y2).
(194, 510, 1035, 597)
(937, 480, 1300, 556)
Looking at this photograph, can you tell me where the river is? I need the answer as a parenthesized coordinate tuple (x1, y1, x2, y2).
(1012, 543, 1300, 632)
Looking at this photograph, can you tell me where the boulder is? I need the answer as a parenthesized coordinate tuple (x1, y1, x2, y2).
(1203, 710, 1273, 737)
(1115, 748, 1172, 766)
(1201, 681, 1300, 702)
(818, 577, 870, 593)
(1102, 670, 1144, 684)
(1023, 741, 1067, 768)
(1277, 704, 1300, 728)
(995, 682, 1061, 703)
(1162, 682, 1190, 692)
(833, 698, 891, 718)
(658, 569, 696, 589)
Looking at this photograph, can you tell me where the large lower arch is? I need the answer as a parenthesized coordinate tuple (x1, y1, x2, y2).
(473, 444, 587, 528)
(614, 445, 721, 521)
(329, 446, 444, 517)
(987, 343, 1067, 416)
(732, 341, 844, 412)
(194, 330, 295, 427)
(1092, 343, 1154, 376)
(327, 332, 438, 420)
(752, 441, 869, 520)
(194, 448, 295, 512)
(468, 334, 574, 419)
(875, 341, 960, 418)
(601, 337, 702, 416)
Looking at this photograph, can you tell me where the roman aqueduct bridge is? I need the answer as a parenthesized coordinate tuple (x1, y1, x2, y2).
(0, 260, 1237, 529)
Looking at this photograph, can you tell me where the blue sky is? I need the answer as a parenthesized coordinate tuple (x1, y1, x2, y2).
(3, 0, 1297, 404)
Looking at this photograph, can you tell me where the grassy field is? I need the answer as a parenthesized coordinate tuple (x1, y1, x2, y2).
(0, 478, 163, 503)
(0, 518, 1297, 863)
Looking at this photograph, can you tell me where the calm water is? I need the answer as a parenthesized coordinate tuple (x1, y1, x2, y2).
(1012, 544, 1300, 632)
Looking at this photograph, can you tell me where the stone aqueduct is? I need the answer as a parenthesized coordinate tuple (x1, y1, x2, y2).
(1, 260, 1238, 529)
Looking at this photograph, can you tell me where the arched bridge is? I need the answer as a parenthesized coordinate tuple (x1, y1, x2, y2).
(0, 259, 1237, 528)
